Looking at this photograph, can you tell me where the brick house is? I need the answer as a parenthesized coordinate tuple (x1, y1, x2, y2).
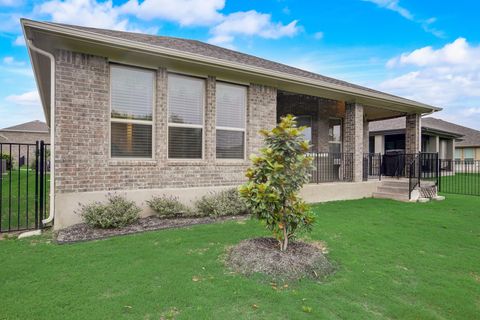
(22, 19, 441, 229)
(0, 120, 50, 167)
(369, 117, 463, 160)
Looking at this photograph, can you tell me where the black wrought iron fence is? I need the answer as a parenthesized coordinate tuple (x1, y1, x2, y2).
(439, 159, 480, 196)
(0, 141, 50, 233)
(309, 152, 353, 183)
(363, 153, 381, 181)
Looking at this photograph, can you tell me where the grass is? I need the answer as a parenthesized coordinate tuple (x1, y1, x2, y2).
(0, 169, 50, 231)
(440, 173, 480, 196)
(0, 195, 479, 319)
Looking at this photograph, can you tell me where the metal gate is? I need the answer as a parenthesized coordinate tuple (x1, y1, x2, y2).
(0, 141, 50, 233)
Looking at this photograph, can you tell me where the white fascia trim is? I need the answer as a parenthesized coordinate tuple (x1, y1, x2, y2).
(21, 19, 441, 113)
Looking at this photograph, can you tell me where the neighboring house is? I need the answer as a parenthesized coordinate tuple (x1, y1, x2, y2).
(369, 117, 463, 160)
(22, 19, 441, 229)
(417, 118, 480, 162)
(0, 120, 50, 166)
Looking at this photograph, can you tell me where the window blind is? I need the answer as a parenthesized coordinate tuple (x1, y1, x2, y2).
(216, 83, 246, 159)
(111, 123, 152, 158)
(168, 74, 204, 125)
(110, 64, 154, 159)
(111, 65, 154, 121)
(167, 74, 205, 159)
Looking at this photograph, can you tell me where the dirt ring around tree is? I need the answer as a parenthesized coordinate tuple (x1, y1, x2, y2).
(225, 237, 335, 281)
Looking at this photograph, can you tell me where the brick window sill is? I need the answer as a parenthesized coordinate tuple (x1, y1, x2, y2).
(108, 159, 158, 166)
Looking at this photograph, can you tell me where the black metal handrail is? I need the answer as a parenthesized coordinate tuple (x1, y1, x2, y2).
(308, 152, 354, 183)
(408, 152, 439, 199)
(363, 153, 382, 181)
(408, 154, 420, 199)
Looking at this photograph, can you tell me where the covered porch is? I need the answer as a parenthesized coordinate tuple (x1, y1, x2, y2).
(276, 90, 423, 183)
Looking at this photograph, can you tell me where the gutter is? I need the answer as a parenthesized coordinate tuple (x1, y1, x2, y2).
(21, 19, 441, 113)
(25, 38, 55, 226)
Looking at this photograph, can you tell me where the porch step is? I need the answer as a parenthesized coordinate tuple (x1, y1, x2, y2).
(373, 179, 411, 202)
(381, 180, 410, 188)
(376, 186, 409, 194)
(372, 191, 410, 202)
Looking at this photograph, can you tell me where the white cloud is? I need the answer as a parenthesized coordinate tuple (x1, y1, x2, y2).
(0, 0, 23, 7)
(37, 0, 131, 31)
(5, 90, 41, 106)
(386, 38, 479, 68)
(314, 31, 324, 40)
(3, 56, 25, 66)
(13, 35, 25, 46)
(363, 0, 413, 20)
(379, 38, 480, 128)
(209, 10, 300, 46)
(120, 0, 225, 26)
(362, 0, 444, 38)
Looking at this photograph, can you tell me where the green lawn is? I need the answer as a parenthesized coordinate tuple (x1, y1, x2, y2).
(0, 169, 50, 231)
(1, 195, 479, 319)
(440, 173, 480, 196)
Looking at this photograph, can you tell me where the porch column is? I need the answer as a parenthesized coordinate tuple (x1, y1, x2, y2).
(363, 118, 369, 154)
(432, 136, 440, 153)
(405, 114, 421, 154)
(344, 102, 364, 182)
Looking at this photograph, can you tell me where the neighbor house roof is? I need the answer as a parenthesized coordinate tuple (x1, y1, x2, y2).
(422, 118, 480, 147)
(0, 120, 49, 133)
(369, 117, 466, 139)
(21, 19, 442, 124)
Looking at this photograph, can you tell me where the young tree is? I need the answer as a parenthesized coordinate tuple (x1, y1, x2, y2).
(238, 115, 315, 251)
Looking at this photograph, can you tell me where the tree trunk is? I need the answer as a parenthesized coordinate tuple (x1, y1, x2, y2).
(282, 226, 288, 251)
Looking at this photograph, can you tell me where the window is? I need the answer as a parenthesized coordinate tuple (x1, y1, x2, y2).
(328, 118, 342, 153)
(385, 134, 405, 152)
(110, 64, 154, 158)
(296, 115, 312, 142)
(464, 148, 474, 162)
(216, 82, 246, 159)
(455, 149, 461, 160)
(168, 74, 205, 159)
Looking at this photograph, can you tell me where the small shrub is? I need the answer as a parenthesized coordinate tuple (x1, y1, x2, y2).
(147, 195, 191, 218)
(1, 153, 13, 171)
(195, 188, 248, 217)
(79, 194, 141, 229)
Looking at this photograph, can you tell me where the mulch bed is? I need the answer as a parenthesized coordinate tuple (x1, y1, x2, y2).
(225, 237, 335, 281)
(56, 215, 248, 244)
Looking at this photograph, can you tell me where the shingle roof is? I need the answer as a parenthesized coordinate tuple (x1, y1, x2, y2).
(49, 23, 424, 104)
(0, 120, 49, 132)
(369, 117, 480, 146)
(422, 117, 480, 147)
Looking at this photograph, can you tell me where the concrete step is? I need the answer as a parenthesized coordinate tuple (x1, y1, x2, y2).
(373, 192, 410, 202)
(381, 180, 410, 188)
(376, 186, 410, 194)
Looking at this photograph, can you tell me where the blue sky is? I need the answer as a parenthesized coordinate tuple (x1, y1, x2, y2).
(1, 0, 480, 129)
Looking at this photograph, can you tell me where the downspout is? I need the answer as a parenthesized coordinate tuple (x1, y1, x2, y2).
(26, 39, 55, 225)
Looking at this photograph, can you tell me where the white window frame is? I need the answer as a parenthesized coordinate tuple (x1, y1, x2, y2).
(109, 63, 155, 160)
(328, 117, 342, 153)
(215, 81, 247, 160)
(167, 72, 206, 160)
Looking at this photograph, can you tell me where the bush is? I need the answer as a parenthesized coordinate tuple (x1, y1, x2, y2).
(195, 188, 248, 217)
(78, 194, 141, 229)
(147, 195, 191, 218)
(1, 153, 13, 171)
